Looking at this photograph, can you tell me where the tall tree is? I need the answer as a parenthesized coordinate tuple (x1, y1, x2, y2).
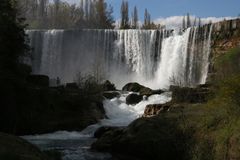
(193, 17, 197, 27)
(84, 0, 89, 21)
(53, 0, 60, 27)
(120, 0, 129, 29)
(198, 17, 201, 27)
(131, 6, 138, 29)
(0, 0, 29, 71)
(89, 0, 96, 28)
(142, 8, 151, 29)
(182, 16, 186, 30)
(186, 13, 191, 28)
(94, 0, 114, 29)
(38, 0, 48, 28)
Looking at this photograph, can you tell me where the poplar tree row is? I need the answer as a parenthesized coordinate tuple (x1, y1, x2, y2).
(182, 13, 202, 30)
(120, 0, 160, 29)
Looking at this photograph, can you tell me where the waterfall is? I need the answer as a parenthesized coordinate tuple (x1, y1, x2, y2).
(27, 26, 212, 89)
(154, 24, 213, 88)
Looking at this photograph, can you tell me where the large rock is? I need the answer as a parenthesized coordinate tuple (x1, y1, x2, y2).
(143, 102, 171, 117)
(122, 82, 146, 92)
(102, 80, 116, 91)
(102, 91, 120, 99)
(122, 82, 164, 96)
(92, 113, 188, 160)
(170, 85, 210, 103)
(0, 85, 106, 135)
(0, 132, 54, 160)
(126, 94, 143, 105)
(27, 74, 49, 87)
(143, 102, 184, 117)
(94, 126, 125, 138)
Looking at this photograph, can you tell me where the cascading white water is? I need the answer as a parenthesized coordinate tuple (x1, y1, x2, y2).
(23, 91, 172, 160)
(27, 26, 212, 89)
(40, 30, 64, 78)
(154, 28, 191, 88)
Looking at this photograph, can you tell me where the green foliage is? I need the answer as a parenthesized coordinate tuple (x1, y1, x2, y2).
(189, 48, 240, 160)
(18, 0, 115, 29)
(120, 0, 130, 29)
(141, 8, 158, 29)
(0, 0, 29, 71)
(215, 47, 240, 79)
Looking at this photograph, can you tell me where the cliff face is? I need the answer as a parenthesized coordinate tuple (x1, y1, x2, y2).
(206, 19, 240, 81)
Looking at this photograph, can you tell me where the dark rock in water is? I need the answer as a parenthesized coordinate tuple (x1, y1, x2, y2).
(92, 113, 187, 160)
(66, 82, 79, 89)
(122, 82, 164, 97)
(0, 132, 52, 160)
(92, 127, 126, 151)
(27, 74, 49, 87)
(122, 82, 147, 92)
(126, 94, 143, 105)
(139, 87, 153, 96)
(151, 89, 165, 95)
(170, 85, 210, 103)
(94, 126, 125, 138)
(102, 80, 116, 91)
(102, 91, 120, 99)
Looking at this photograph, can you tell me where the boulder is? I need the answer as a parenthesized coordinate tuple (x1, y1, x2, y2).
(92, 113, 187, 160)
(122, 82, 164, 97)
(143, 102, 171, 117)
(102, 91, 120, 99)
(27, 74, 49, 87)
(102, 80, 116, 91)
(170, 85, 210, 103)
(0, 132, 52, 160)
(122, 82, 146, 92)
(94, 126, 125, 138)
(143, 102, 184, 117)
(126, 94, 143, 105)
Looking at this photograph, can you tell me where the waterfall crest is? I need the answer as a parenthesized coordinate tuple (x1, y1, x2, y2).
(27, 26, 212, 89)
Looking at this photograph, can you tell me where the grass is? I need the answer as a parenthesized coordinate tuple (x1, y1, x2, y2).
(184, 47, 240, 160)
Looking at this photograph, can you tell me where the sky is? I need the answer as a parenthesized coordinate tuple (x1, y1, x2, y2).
(65, 0, 239, 28)
(66, 0, 240, 18)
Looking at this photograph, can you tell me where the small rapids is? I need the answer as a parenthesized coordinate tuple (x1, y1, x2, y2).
(23, 92, 171, 160)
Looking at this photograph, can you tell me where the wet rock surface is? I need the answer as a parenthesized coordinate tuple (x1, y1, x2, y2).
(126, 94, 143, 105)
(122, 82, 164, 96)
(170, 85, 210, 103)
(0, 132, 54, 160)
(102, 91, 120, 99)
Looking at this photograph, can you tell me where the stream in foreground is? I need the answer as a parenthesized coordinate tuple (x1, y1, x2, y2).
(23, 92, 171, 160)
